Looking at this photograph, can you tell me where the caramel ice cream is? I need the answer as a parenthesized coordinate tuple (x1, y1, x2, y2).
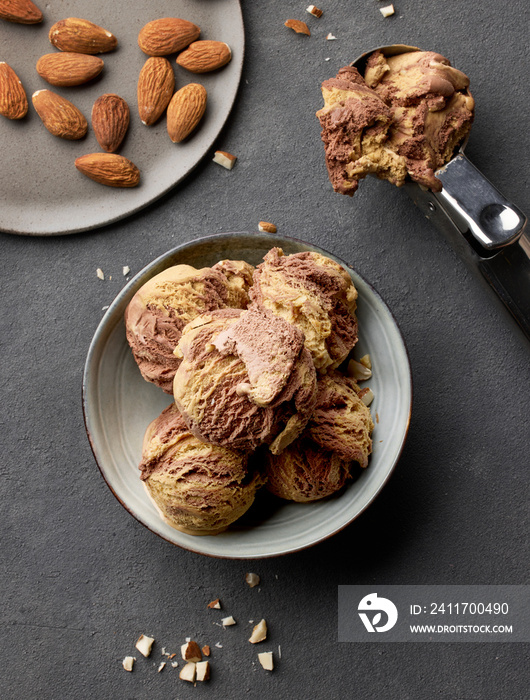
(317, 49, 474, 195)
(124, 261, 254, 393)
(250, 248, 358, 372)
(140, 403, 264, 535)
(265, 438, 352, 502)
(173, 306, 317, 454)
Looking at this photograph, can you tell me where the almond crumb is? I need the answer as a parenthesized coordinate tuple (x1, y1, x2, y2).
(258, 222, 276, 234)
(122, 265, 130, 276)
(213, 150, 237, 170)
(208, 598, 221, 609)
(196, 660, 210, 682)
(380, 4, 395, 17)
(221, 616, 236, 627)
(135, 634, 155, 658)
(202, 645, 211, 657)
(179, 661, 196, 683)
(326, 32, 337, 40)
(249, 619, 267, 644)
(157, 662, 166, 673)
(96, 268, 104, 280)
(122, 656, 135, 672)
(284, 19, 311, 36)
(258, 651, 274, 671)
(306, 5, 323, 17)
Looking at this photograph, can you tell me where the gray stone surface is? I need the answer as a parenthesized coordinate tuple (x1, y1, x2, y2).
(1, 2, 529, 698)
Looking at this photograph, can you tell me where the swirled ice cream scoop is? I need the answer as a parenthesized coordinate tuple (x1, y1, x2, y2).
(250, 247, 358, 372)
(317, 49, 474, 195)
(140, 404, 264, 535)
(173, 306, 317, 454)
(306, 371, 374, 468)
(124, 260, 254, 393)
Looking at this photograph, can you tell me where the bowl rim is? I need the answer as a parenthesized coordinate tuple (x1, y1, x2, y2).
(82, 231, 413, 559)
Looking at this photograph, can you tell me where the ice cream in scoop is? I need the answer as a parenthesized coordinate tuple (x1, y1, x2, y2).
(317, 49, 474, 195)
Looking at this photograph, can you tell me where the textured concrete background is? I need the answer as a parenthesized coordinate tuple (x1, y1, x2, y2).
(1, 1, 529, 698)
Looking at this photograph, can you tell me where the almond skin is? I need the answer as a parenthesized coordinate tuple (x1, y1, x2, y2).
(0, 61, 28, 119)
(176, 41, 232, 74)
(75, 153, 140, 188)
(137, 57, 174, 126)
(36, 53, 104, 87)
(92, 93, 129, 152)
(167, 82, 207, 143)
(32, 89, 87, 139)
(0, 0, 42, 24)
(49, 18, 118, 54)
(138, 18, 200, 56)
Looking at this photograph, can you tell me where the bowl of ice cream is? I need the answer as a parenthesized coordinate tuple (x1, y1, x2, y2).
(82, 232, 412, 558)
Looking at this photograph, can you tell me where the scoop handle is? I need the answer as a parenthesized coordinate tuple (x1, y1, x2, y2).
(405, 154, 529, 340)
(435, 153, 526, 252)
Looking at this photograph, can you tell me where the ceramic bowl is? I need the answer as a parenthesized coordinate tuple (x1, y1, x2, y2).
(82, 233, 412, 558)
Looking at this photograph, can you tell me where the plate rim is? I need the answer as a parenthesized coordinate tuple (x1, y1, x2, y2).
(82, 232, 413, 559)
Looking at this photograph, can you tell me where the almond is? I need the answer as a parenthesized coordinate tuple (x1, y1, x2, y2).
(137, 57, 174, 126)
(176, 40, 231, 73)
(49, 18, 117, 54)
(75, 153, 140, 187)
(36, 53, 104, 87)
(92, 93, 129, 152)
(32, 89, 87, 139)
(0, 0, 42, 24)
(138, 18, 200, 56)
(0, 62, 28, 119)
(166, 82, 206, 143)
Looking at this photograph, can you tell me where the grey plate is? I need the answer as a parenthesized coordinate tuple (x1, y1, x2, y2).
(82, 233, 413, 559)
(0, 0, 243, 236)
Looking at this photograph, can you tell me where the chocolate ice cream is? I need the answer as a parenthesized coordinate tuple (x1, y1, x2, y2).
(173, 306, 317, 454)
(317, 49, 474, 195)
(250, 248, 358, 372)
(124, 261, 254, 393)
(140, 403, 264, 535)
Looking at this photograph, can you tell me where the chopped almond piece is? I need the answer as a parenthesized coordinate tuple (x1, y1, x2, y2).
(207, 598, 221, 609)
(258, 222, 277, 234)
(258, 651, 274, 671)
(249, 619, 267, 644)
(181, 640, 202, 662)
(380, 4, 395, 17)
(179, 662, 196, 682)
(213, 150, 237, 170)
(196, 660, 210, 681)
(245, 572, 260, 587)
(122, 656, 135, 672)
(284, 19, 311, 36)
(135, 634, 154, 657)
(221, 615, 236, 626)
(306, 5, 323, 18)
(202, 645, 211, 657)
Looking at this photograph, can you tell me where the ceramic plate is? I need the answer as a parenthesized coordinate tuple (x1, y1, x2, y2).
(82, 233, 412, 558)
(0, 0, 243, 235)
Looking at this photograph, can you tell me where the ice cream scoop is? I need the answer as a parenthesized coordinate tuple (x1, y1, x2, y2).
(265, 438, 352, 502)
(352, 46, 528, 341)
(173, 306, 317, 454)
(124, 260, 254, 393)
(140, 403, 264, 535)
(250, 247, 358, 372)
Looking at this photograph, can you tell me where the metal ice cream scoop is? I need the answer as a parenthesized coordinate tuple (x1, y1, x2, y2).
(352, 45, 529, 341)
